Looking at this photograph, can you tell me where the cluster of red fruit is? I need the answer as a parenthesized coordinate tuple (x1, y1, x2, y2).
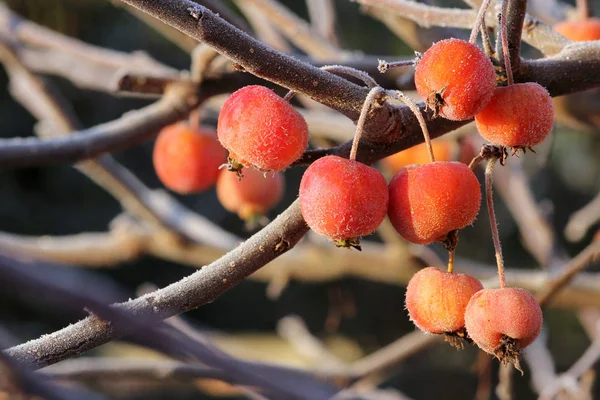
(149, 21, 564, 365)
(152, 104, 286, 224)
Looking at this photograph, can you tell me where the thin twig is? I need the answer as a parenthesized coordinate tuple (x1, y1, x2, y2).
(234, 0, 292, 53)
(500, 0, 514, 85)
(237, 0, 344, 59)
(469, 0, 494, 44)
(350, 87, 385, 161)
(536, 238, 600, 307)
(391, 91, 435, 163)
(486, 158, 506, 288)
(577, 0, 590, 20)
(565, 190, 600, 242)
(306, 0, 338, 45)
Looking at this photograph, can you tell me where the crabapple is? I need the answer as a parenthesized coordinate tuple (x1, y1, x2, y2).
(414, 38, 496, 121)
(153, 122, 226, 194)
(464, 288, 543, 366)
(217, 85, 309, 172)
(406, 267, 483, 338)
(216, 168, 284, 221)
(555, 18, 600, 41)
(299, 155, 388, 249)
(475, 82, 554, 149)
(388, 161, 481, 245)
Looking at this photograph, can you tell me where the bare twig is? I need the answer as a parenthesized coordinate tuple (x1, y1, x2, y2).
(356, 0, 571, 56)
(486, 158, 506, 288)
(536, 238, 600, 307)
(234, 1, 292, 53)
(565, 191, 600, 242)
(306, 0, 338, 45)
(496, 363, 514, 400)
(235, 0, 345, 59)
(0, 4, 176, 77)
(277, 316, 345, 370)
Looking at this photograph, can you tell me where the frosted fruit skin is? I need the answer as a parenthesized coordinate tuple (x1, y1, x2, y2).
(388, 161, 481, 244)
(217, 85, 309, 171)
(414, 38, 496, 121)
(406, 267, 484, 334)
(382, 140, 456, 173)
(216, 168, 284, 219)
(475, 83, 554, 148)
(464, 288, 543, 354)
(153, 123, 226, 194)
(299, 155, 389, 241)
(555, 18, 600, 41)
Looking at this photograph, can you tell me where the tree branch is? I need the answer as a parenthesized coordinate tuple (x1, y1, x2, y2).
(503, 0, 527, 73)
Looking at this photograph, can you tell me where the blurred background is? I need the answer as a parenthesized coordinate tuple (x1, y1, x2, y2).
(0, 0, 599, 399)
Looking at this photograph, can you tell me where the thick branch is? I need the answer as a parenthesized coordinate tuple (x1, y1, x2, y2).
(5, 200, 308, 368)
(504, 0, 527, 73)
(0, 82, 200, 169)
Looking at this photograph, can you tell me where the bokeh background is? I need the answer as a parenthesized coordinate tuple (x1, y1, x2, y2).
(0, 0, 599, 399)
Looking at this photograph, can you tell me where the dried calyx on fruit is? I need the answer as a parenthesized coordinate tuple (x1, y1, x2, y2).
(153, 122, 226, 194)
(464, 287, 543, 372)
(217, 85, 309, 174)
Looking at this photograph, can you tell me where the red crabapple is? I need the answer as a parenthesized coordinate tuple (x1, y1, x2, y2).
(388, 161, 481, 245)
(555, 18, 600, 41)
(464, 288, 543, 368)
(217, 85, 309, 172)
(406, 267, 483, 344)
(299, 155, 389, 249)
(153, 122, 226, 194)
(475, 82, 554, 149)
(414, 38, 496, 121)
(216, 167, 284, 222)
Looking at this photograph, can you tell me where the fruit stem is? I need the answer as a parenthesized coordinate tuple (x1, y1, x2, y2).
(391, 90, 435, 163)
(469, 0, 493, 44)
(577, 0, 590, 19)
(377, 59, 415, 74)
(500, 0, 514, 86)
(485, 158, 506, 289)
(350, 86, 385, 161)
(447, 250, 455, 274)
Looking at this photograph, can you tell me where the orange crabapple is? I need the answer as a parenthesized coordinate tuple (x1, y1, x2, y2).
(475, 82, 555, 149)
(216, 167, 284, 222)
(405, 267, 483, 344)
(217, 85, 309, 173)
(387, 161, 481, 245)
(414, 38, 496, 121)
(555, 18, 600, 41)
(464, 287, 543, 368)
(152, 122, 226, 194)
(299, 155, 389, 250)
